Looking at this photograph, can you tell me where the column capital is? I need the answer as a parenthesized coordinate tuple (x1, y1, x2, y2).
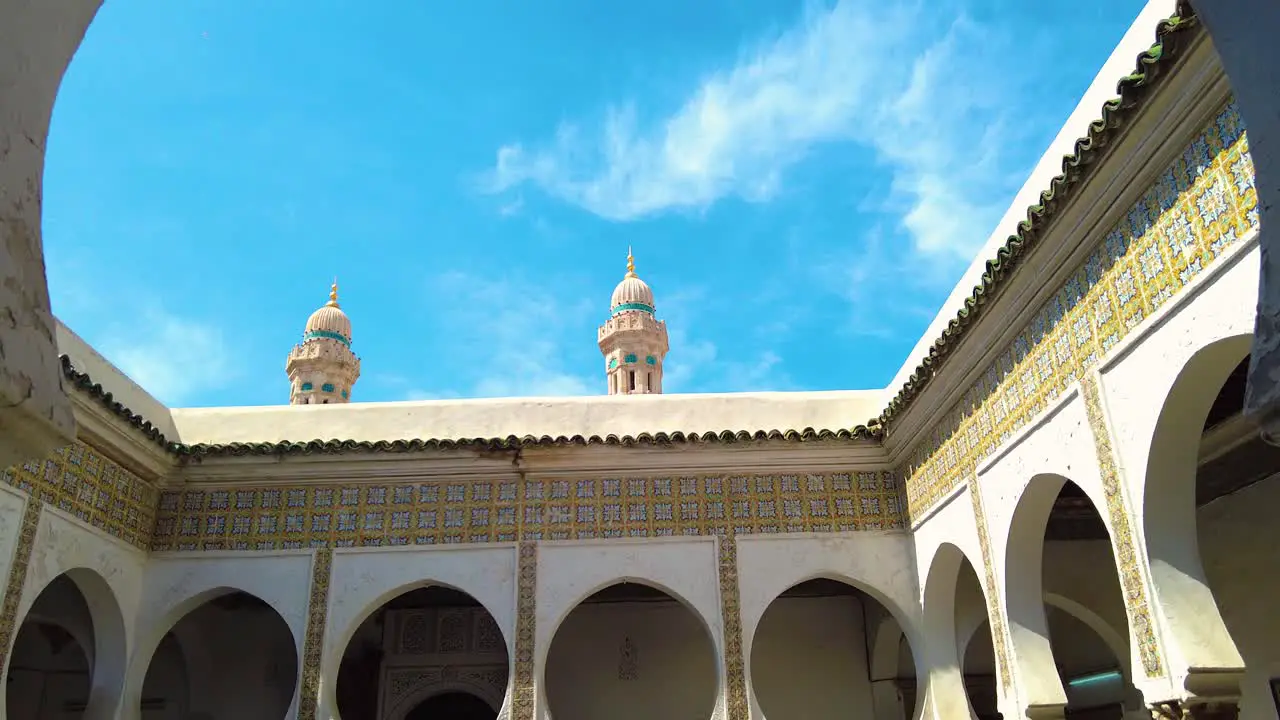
(1150, 699, 1239, 720)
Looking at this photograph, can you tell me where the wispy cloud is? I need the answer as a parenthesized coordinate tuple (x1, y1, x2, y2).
(98, 310, 236, 406)
(432, 271, 597, 398)
(485, 0, 1023, 267)
(659, 289, 794, 393)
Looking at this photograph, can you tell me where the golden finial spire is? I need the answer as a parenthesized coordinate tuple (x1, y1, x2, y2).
(326, 277, 340, 308)
(625, 246, 637, 278)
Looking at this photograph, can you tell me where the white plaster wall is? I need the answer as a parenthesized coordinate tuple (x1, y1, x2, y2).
(1198, 476, 1280, 720)
(321, 544, 518, 719)
(750, 595, 875, 720)
(536, 537, 722, 720)
(126, 551, 313, 720)
(545, 600, 718, 720)
(736, 533, 920, 720)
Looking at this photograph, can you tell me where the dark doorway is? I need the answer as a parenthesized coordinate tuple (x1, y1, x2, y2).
(404, 691, 495, 720)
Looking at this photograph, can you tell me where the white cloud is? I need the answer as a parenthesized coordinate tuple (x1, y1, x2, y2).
(660, 290, 793, 393)
(485, 1, 1021, 264)
(98, 310, 235, 406)
(433, 272, 597, 398)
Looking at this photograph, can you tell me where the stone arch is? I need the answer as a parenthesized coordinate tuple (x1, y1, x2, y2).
(384, 682, 502, 720)
(921, 541, 994, 720)
(1042, 593, 1130, 684)
(748, 573, 924, 720)
(1141, 333, 1251, 674)
(543, 575, 720, 660)
(543, 578, 719, 720)
(134, 587, 299, 720)
(330, 578, 513, 679)
(5, 567, 127, 720)
(331, 579, 511, 720)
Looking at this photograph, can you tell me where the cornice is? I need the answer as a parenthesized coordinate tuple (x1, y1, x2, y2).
(882, 21, 1221, 468)
(173, 438, 891, 486)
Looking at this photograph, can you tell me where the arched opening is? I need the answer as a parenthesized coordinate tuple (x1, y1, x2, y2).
(1003, 474, 1143, 718)
(923, 543, 999, 720)
(403, 691, 494, 720)
(544, 582, 717, 720)
(6, 576, 92, 719)
(336, 585, 509, 720)
(1145, 341, 1280, 715)
(5, 569, 126, 720)
(139, 590, 298, 719)
(749, 578, 919, 720)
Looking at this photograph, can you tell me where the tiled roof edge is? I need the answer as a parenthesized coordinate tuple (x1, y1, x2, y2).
(875, 8, 1202, 430)
(59, 354, 177, 452)
(56, 356, 882, 459)
(172, 426, 881, 460)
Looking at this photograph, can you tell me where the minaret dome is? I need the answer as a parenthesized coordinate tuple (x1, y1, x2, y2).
(598, 249, 669, 395)
(286, 280, 362, 405)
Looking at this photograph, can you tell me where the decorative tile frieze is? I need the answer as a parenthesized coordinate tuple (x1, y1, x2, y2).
(150, 471, 903, 551)
(513, 541, 537, 720)
(906, 101, 1257, 521)
(0, 498, 41, 673)
(968, 480, 1014, 695)
(2, 441, 159, 550)
(1080, 376, 1163, 677)
(297, 546, 333, 720)
(717, 535, 748, 720)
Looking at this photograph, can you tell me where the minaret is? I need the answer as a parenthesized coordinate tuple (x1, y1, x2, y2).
(598, 248, 669, 395)
(286, 280, 361, 405)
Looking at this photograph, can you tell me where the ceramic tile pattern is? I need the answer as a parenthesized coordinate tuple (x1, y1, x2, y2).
(1, 442, 158, 551)
(905, 100, 1257, 521)
(0, 498, 42, 679)
(297, 546, 332, 720)
(1081, 376, 1162, 677)
(149, 471, 904, 551)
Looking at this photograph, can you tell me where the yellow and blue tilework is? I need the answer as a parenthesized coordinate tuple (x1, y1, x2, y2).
(151, 471, 904, 551)
(1, 442, 159, 551)
(905, 100, 1257, 521)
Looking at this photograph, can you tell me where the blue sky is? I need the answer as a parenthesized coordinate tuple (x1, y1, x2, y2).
(43, 0, 1146, 408)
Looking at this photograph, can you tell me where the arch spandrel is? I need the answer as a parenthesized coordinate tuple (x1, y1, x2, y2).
(323, 544, 519, 673)
(1098, 239, 1259, 530)
(124, 552, 314, 717)
(534, 538, 722, 657)
(735, 533, 923, 656)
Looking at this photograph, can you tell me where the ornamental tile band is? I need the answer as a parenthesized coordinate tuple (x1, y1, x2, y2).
(968, 480, 1013, 694)
(150, 471, 903, 551)
(717, 535, 748, 720)
(0, 498, 43, 675)
(513, 541, 537, 720)
(1080, 376, 1163, 677)
(906, 100, 1256, 521)
(2, 442, 159, 551)
(297, 546, 333, 720)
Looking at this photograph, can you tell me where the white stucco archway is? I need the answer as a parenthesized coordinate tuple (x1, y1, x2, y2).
(5, 568, 127, 720)
(331, 580, 511, 720)
(749, 574, 924, 720)
(543, 577, 720, 720)
(921, 541, 993, 720)
(133, 587, 299, 720)
(1140, 334, 1250, 679)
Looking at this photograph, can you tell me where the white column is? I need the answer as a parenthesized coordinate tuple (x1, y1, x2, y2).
(0, 0, 101, 468)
